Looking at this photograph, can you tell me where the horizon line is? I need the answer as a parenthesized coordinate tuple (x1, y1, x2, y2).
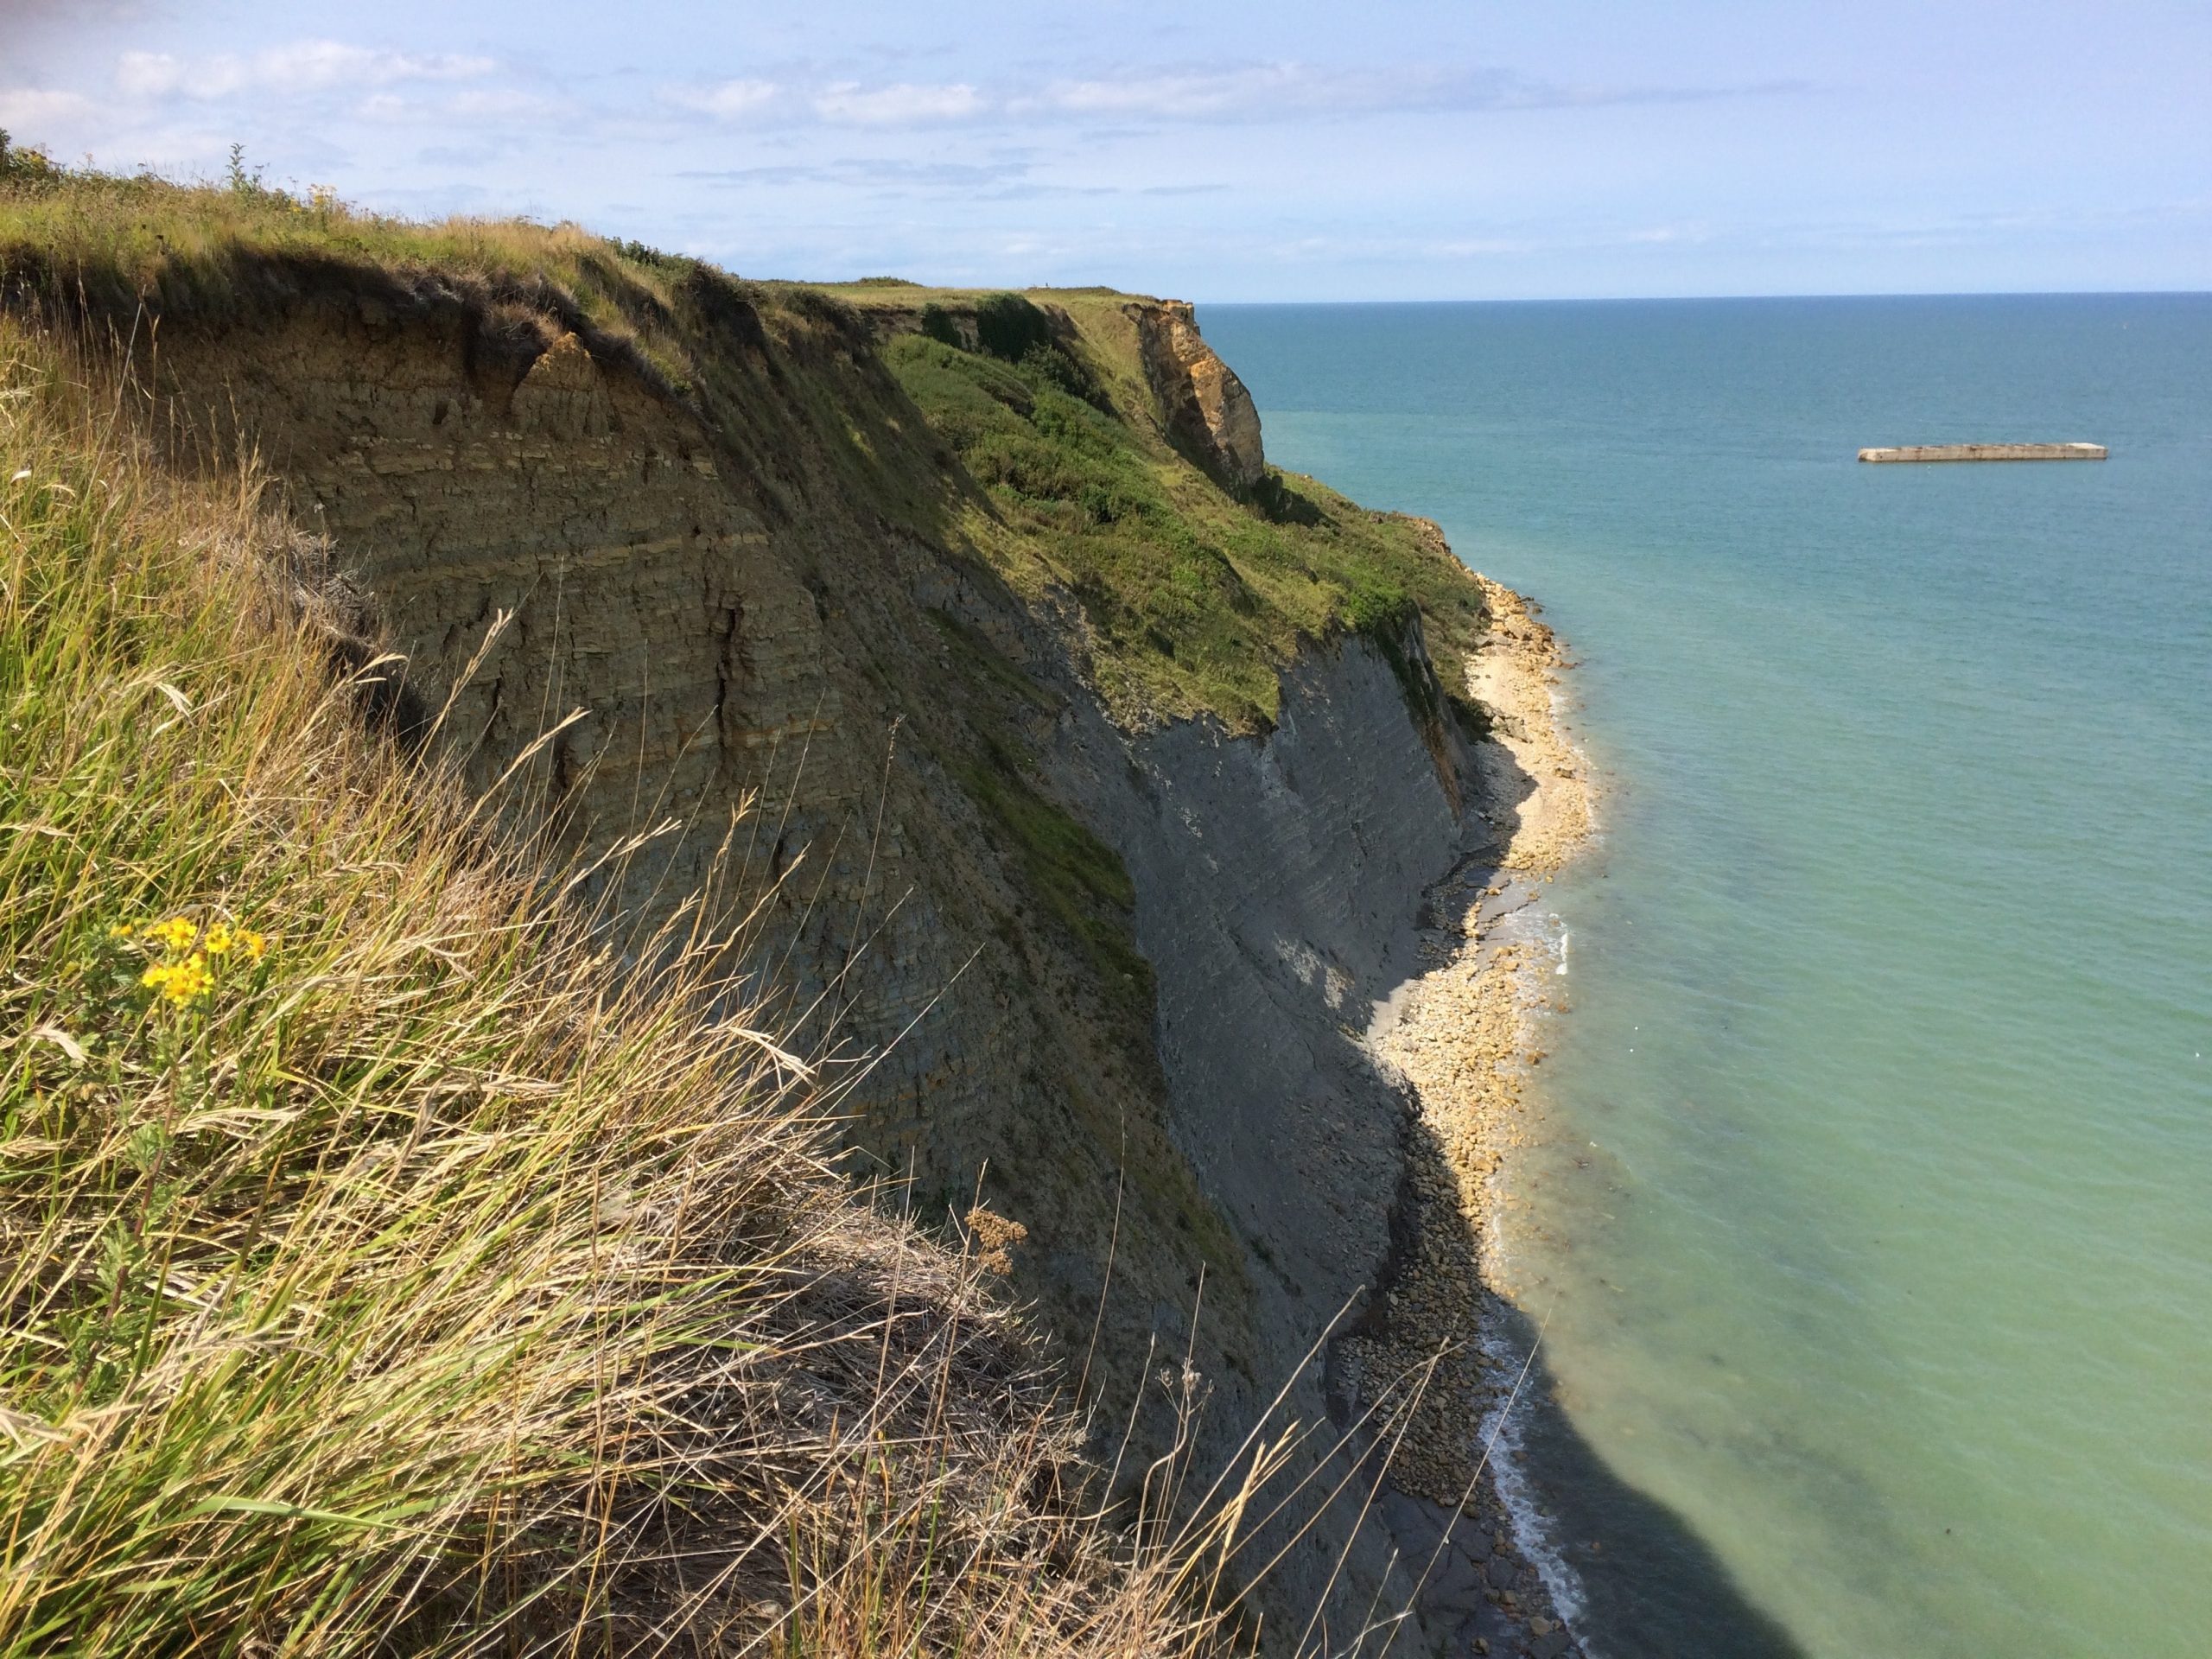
(1185, 285, 2212, 308)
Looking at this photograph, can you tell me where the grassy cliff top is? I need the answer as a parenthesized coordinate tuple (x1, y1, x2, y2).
(875, 315, 1483, 727)
(0, 155, 1487, 732)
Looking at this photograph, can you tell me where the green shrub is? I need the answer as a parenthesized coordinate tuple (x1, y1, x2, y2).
(974, 292, 1055, 362)
(882, 321, 1490, 730)
(919, 301, 964, 347)
(0, 129, 58, 187)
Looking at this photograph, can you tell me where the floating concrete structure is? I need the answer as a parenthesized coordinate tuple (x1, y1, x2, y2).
(1859, 442, 2107, 463)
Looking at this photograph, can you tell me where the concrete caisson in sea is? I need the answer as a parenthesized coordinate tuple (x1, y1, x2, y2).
(1859, 442, 2107, 462)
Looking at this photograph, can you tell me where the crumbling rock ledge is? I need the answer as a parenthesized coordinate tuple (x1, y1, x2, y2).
(1128, 300, 1268, 496)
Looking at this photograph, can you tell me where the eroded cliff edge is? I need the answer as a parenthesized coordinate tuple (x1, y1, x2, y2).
(57, 251, 1524, 1651)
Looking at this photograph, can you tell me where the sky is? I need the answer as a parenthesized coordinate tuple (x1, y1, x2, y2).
(2, 0, 2206, 301)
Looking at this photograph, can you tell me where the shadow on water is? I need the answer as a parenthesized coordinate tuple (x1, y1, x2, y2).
(1356, 1071, 1806, 1656)
(1376, 1086, 1807, 1656)
(1364, 709, 1807, 1659)
(1488, 1294, 1808, 1659)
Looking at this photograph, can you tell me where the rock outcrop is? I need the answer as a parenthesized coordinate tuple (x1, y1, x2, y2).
(1128, 300, 1268, 495)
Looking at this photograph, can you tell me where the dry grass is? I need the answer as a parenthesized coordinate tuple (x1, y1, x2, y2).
(0, 154, 724, 415)
(0, 318, 1274, 1655)
(0, 156, 1500, 1655)
(0, 148, 669, 326)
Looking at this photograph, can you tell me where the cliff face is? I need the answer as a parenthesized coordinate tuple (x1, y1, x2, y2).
(135, 268, 1491, 1650)
(1048, 631, 1477, 1633)
(147, 278, 1206, 1382)
(1129, 300, 1268, 495)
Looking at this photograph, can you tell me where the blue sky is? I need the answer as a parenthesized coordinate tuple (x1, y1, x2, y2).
(3, 0, 2206, 300)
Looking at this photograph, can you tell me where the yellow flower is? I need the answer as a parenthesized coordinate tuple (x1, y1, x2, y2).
(124, 910, 264, 995)
(147, 915, 199, 954)
(140, 953, 212, 1006)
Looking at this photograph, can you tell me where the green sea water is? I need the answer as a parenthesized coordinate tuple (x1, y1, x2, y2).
(1201, 295, 2212, 1657)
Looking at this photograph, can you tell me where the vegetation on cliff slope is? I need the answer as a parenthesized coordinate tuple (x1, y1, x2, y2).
(0, 157, 1488, 736)
(838, 286, 1489, 731)
(0, 315, 1268, 1653)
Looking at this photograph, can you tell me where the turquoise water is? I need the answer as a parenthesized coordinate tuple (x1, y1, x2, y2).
(1202, 296, 2212, 1656)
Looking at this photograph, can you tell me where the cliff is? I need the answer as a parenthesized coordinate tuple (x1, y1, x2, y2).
(1127, 299, 1268, 495)
(3, 177, 1519, 1651)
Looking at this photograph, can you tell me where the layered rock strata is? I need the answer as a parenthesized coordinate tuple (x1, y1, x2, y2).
(136, 274, 1533, 1653)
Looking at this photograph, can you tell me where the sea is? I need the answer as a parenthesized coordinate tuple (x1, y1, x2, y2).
(1200, 294, 2212, 1658)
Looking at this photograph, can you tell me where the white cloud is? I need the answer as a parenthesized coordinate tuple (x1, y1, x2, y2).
(1027, 62, 1808, 124)
(1621, 223, 1710, 245)
(359, 86, 565, 126)
(441, 87, 555, 120)
(681, 157, 1030, 190)
(0, 86, 98, 131)
(658, 60, 1789, 134)
(671, 78, 782, 120)
(117, 41, 496, 103)
(668, 75, 985, 128)
(1024, 63, 1543, 124)
(810, 81, 982, 126)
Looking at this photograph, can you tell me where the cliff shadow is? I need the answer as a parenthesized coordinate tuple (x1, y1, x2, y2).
(1346, 711, 1808, 1657)
(1485, 1292, 1808, 1659)
(1339, 938, 1807, 1656)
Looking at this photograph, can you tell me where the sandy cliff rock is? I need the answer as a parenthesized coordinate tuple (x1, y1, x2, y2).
(1129, 300, 1268, 495)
